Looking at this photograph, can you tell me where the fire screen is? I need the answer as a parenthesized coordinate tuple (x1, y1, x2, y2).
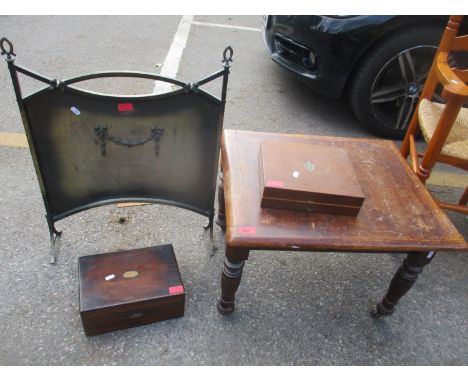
(1, 37, 233, 262)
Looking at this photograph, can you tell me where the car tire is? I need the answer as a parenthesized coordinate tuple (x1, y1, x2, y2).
(348, 24, 443, 139)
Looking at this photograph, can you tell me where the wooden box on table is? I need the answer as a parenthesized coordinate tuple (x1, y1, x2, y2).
(258, 140, 365, 216)
(79, 244, 185, 336)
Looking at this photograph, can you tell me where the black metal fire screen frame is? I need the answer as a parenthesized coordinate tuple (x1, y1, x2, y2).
(1, 37, 233, 263)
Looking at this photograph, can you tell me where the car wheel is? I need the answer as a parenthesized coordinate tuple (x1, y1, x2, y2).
(349, 25, 444, 139)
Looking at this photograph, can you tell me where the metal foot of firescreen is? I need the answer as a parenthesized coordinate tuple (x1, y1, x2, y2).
(1, 37, 232, 263)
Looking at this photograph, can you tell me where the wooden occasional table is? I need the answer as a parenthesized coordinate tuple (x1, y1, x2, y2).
(216, 130, 467, 317)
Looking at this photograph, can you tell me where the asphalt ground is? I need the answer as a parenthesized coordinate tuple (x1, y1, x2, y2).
(0, 15, 466, 365)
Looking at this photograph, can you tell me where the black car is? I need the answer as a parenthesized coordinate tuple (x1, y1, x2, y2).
(262, 15, 467, 139)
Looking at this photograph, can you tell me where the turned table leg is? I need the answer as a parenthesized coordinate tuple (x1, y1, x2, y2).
(217, 245, 250, 315)
(372, 251, 436, 318)
(216, 167, 226, 231)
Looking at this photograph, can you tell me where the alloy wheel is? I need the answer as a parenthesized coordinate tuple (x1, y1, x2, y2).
(369, 45, 443, 132)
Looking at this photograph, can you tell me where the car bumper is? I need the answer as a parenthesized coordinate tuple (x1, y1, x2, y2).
(262, 16, 359, 99)
(263, 27, 318, 81)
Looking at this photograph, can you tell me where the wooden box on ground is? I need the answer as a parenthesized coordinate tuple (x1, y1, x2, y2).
(259, 140, 365, 216)
(79, 244, 185, 336)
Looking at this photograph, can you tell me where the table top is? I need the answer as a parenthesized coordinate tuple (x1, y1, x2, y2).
(222, 129, 467, 252)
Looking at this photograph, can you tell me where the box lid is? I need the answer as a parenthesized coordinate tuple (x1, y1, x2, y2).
(79, 245, 184, 312)
(259, 140, 365, 207)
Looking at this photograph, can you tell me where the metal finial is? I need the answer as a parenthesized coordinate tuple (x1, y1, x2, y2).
(222, 46, 233, 67)
(0, 37, 16, 61)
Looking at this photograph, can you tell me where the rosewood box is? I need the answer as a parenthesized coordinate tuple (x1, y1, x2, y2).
(79, 244, 185, 336)
(259, 140, 365, 216)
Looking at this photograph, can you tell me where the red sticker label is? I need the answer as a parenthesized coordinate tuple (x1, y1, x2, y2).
(238, 226, 256, 234)
(267, 180, 284, 188)
(118, 103, 134, 112)
(169, 285, 184, 294)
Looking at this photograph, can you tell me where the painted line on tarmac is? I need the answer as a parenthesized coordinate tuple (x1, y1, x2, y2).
(0, 132, 28, 148)
(191, 21, 261, 32)
(0, 130, 466, 189)
(152, 17, 259, 95)
(153, 15, 193, 95)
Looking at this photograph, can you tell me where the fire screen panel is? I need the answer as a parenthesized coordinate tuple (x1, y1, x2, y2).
(24, 88, 221, 219)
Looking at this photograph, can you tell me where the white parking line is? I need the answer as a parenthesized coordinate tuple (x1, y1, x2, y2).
(153, 17, 260, 95)
(191, 21, 261, 32)
(153, 15, 194, 94)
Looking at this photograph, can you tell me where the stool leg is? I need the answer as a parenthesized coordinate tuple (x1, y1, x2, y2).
(372, 251, 436, 318)
(217, 245, 249, 315)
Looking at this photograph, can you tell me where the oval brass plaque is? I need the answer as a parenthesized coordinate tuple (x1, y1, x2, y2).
(123, 270, 139, 279)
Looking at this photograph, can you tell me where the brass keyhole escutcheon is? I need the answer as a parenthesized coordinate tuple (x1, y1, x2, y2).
(123, 270, 139, 279)
(128, 312, 143, 319)
(306, 202, 315, 212)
